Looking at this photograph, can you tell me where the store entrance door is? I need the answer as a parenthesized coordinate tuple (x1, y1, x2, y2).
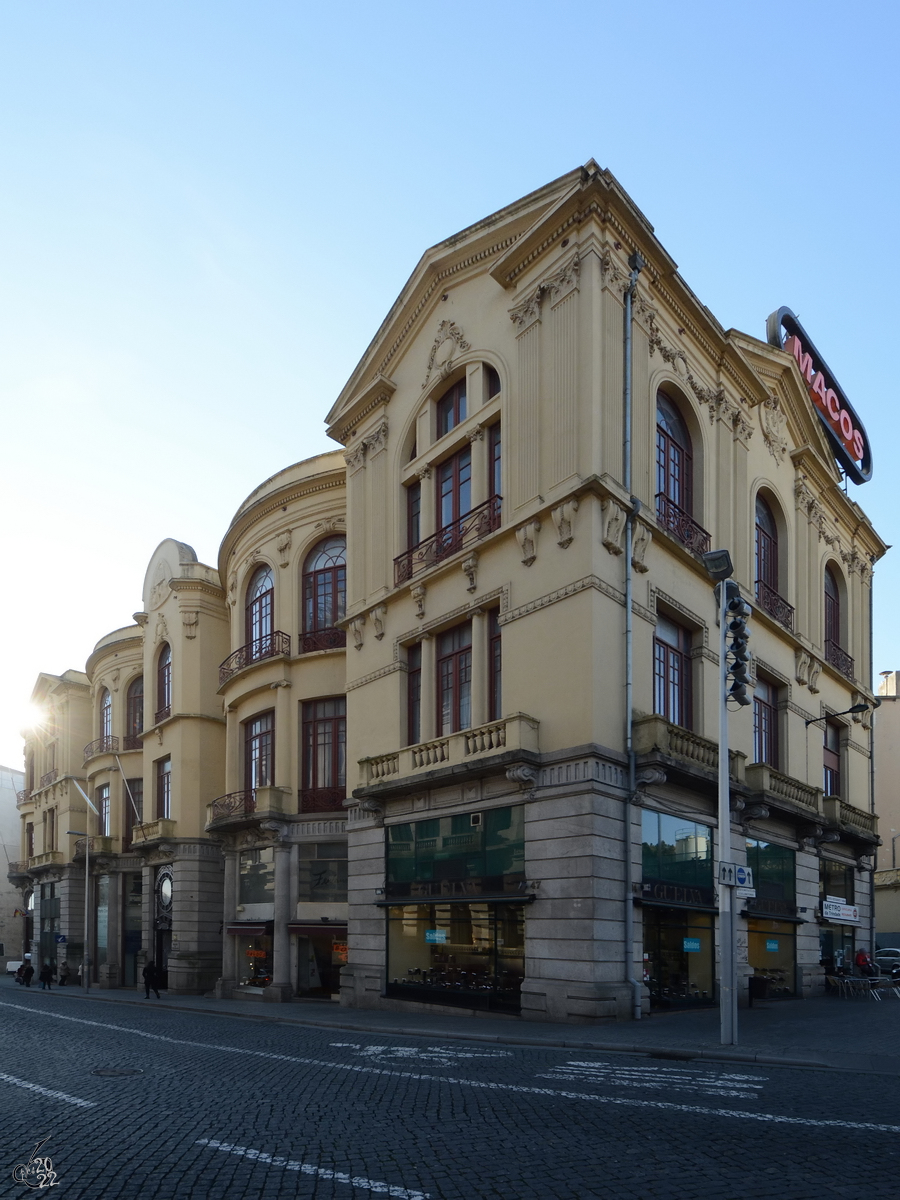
(292, 925, 347, 997)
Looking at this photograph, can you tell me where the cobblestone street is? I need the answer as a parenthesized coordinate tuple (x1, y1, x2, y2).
(3, 990, 899, 1199)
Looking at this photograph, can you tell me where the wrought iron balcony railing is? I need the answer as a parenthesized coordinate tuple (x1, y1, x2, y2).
(655, 493, 711, 556)
(209, 790, 256, 821)
(301, 628, 346, 654)
(39, 769, 58, 789)
(299, 787, 346, 813)
(84, 735, 119, 761)
(16, 790, 30, 807)
(154, 705, 172, 724)
(123, 734, 143, 750)
(219, 631, 291, 685)
(825, 639, 854, 680)
(755, 579, 794, 632)
(394, 495, 502, 587)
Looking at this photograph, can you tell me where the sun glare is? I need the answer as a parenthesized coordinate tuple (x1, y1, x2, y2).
(20, 701, 48, 735)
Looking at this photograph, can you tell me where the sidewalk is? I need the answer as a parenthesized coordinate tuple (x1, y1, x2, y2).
(9, 980, 900, 1075)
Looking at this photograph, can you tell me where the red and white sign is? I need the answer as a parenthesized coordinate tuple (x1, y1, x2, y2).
(822, 899, 860, 924)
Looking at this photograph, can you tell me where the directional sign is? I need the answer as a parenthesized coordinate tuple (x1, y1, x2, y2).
(719, 863, 754, 888)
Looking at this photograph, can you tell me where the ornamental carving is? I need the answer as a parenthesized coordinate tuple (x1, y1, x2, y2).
(411, 583, 427, 619)
(516, 521, 541, 567)
(648, 315, 753, 441)
(760, 394, 788, 463)
(149, 560, 172, 610)
(600, 498, 626, 556)
(182, 612, 199, 640)
(364, 419, 389, 456)
(155, 614, 169, 646)
(461, 552, 479, 593)
(344, 441, 367, 472)
(276, 530, 292, 568)
(349, 616, 366, 651)
(542, 252, 580, 303)
(632, 522, 652, 573)
(509, 254, 581, 329)
(509, 289, 542, 330)
(370, 605, 387, 640)
(551, 499, 578, 549)
(314, 516, 346, 536)
(110, 669, 120, 693)
(422, 321, 471, 390)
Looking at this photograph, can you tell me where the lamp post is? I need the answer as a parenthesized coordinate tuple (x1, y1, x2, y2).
(66, 830, 90, 993)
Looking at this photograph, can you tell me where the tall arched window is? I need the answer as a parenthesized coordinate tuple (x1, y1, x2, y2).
(755, 496, 793, 631)
(656, 392, 710, 554)
(302, 538, 346, 652)
(245, 565, 275, 657)
(99, 688, 112, 740)
(824, 566, 853, 677)
(156, 644, 172, 724)
(125, 677, 144, 749)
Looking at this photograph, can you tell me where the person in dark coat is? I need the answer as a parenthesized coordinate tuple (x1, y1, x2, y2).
(142, 961, 160, 999)
(38, 965, 53, 990)
(14, 965, 25, 985)
(58, 962, 71, 986)
(22, 964, 34, 987)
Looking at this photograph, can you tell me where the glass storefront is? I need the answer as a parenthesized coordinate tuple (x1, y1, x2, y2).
(238, 932, 273, 987)
(295, 929, 347, 996)
(642, 908, 715, 1008)
(298, 843, 348, 902)
(122, 873, 142, 987)
(387, 806, 525, 900)
(39, 882, 60, 973)
(95, 875, 110, 979)
(747, 918, 796, 995)
(386, 901, 525, 1012)
(820, 925, 856, 973)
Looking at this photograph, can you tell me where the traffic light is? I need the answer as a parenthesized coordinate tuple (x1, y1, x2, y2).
(725, 592, 752, 706)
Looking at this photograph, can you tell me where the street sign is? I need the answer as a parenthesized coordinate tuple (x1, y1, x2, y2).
(54, 935, 67, 944)
(735, 887, 756, 899)
(718, 863, 754, 888)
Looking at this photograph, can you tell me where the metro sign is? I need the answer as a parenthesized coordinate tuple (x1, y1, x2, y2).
(767, 307, 872, 484)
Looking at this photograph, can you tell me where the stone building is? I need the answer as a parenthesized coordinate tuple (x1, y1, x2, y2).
(9, 160, 885, 1019)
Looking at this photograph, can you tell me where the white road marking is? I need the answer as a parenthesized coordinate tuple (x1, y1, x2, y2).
(196, 1138, 429, 1199)
(329, 1042, 511, 1066)
(538, 1061, 766, 1100)
(0, 1069, 96, 1108)
(2, 1003, 896, 1134)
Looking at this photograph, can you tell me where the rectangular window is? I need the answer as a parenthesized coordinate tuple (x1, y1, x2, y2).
(244, 711, 275, 792)
(489, 610, 502, 722)
(156, 757, 171, 820)
(97, 785, 110, 837)
(437, 447, 472, 531)
(437, 379, 466, 437)
(653, 616, 692, 729)
(123, 779, 143, 849)
(407, 481, 421, 550)
(489, 423, 502, 505)
(823, 721, 841, 797)
(745, 838, 796, 917)
(753, 679, 779, 768)
(239, 847, 275, 905)
(302, 698, 346, 811)
(437, 623, 472, 735)
(298, 842, 348, 902)
(386, 805, 525, 900)
(42, 808, 57, 852)
(407, 644, 422, 746)
(820, 858, 854, 905)
(26, 822, 34, 858)
(641, 809, 714, 892)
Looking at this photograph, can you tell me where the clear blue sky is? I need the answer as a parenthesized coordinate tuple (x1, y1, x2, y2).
(1, 1, 897, 766)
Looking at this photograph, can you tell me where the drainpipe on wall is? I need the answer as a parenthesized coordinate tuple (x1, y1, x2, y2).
(623, 250, 645, 1021)
(869, 580, 880, 956)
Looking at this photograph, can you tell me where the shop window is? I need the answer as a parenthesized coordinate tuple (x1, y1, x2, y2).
(125, 677, 143, 749)
(238, 932, 272, 988)
(653, 615, 692, 729)
(437, 379, 466, 437)
(407, 644, 421, 746)
(95, 874, 110, 976)
(641, 810, 713, 893)
(245, 565, 275, 655)
(437, 622, 472, 735)
(39, 882, 60, 973)
(96, 785, 110, 837)
(386, 805, 525, 900)
(301, 697, 346, 811)
(156, 757, 171, 820)
(298, 843, 348, 903)
(156, 644, 172, 724)
(642, 908, 714, 1010)
(239, 847, 275, 905)
(747, 919, 796, 996)
(823, 720, 841, 796)
(488, 610, 502, 722)
(302, 538, 347, 652)
(745, 839, 795, 918)
(820, 858, 854, 906)
(244, 711, 274, 792)
(753, 678, 779, 768)
(99, 688, 112, 740)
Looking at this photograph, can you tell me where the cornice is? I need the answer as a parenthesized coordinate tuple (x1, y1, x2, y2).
(220, 475, 346, 568)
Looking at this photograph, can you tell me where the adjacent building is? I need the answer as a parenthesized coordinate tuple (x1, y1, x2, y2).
(8, 161, 885, 1019)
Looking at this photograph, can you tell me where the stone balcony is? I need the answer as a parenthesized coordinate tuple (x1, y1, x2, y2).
(744, 763, 822, 819)
(130, 818, 177, 845)
(7, 861, 30, 882)
(357, 712, 540, 796)
(632, 714, 746, 787)
(27, 851, 64, 871)
(73, 836, 118, 857)
(205, 786, 289, 831)
(823, 795, 878, 841)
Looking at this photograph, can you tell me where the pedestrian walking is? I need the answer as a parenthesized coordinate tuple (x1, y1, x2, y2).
(14, 965, 25, 985)
(58, 962, 71, 986)
(38, 965, 53, 991)
(22, 963, 34, 987)
(142, 961, 160, 999)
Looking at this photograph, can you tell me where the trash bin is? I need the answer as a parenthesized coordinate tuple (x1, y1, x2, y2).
(749, 975, 769, 1004)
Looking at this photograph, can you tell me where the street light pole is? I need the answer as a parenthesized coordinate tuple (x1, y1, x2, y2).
(66, 830, 90, 993)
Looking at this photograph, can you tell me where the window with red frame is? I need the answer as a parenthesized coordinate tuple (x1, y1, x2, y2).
(245, 711, 275, 792)
(653, 615, 692, 729)
(436, 446, 472, 548)
(302, 538, 346, 652)
(156, 757, 171, 819)
(437, 623, 472, 735)
(125, 677, 143, 749)
(486, 365, 501, 399)
(245, 564, 275, 654)
(753, 678, 778, 768)
(656, 392, 693, 514)
(489, 610, 502, 721)
(824, 565, 841, 647)
(26, 822, 34, 858)
(489, 423, 501, 504)
(302, 698, 346, 810)
(97, 784, 110, 836)
(100, 689, 112, 740)
(407, 480, 421, 550)
(437, 379, 466, 437)
(755, 496, 779, 594)
(823, 721, 841, 797)
(156, 645, 172, 723)
(407, 644, 422, 746)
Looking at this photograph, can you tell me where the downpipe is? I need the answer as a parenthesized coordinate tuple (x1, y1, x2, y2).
(623, 250, 645, 1021)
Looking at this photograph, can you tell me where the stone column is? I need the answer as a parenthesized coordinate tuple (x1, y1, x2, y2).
(420, 633, 436, 741)
(470, 610, 488, 729)
(468, 426, 488, 510)
(217, 848, 239, 993)
(264, 827, 292, 1002)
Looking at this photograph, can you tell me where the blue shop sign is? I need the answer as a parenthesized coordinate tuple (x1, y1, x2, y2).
(425, 930, 447, 944)
(766, 939, 779, 952)
(683, 937, 701, 953)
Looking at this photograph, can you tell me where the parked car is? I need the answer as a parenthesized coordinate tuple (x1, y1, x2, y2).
(875, 947, 900, 975)
(5, 960, 23, 976)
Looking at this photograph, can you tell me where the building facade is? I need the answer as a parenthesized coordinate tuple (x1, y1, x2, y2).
(8, 161, 885, 1019)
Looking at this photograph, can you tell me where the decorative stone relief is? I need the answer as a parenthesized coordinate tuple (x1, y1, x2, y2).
(364, 419, 389, 456)
(508, 254, 580, 331)
(357, 799, 385, 825)
(415, 466, 432, 481)
(411, 584, 427, 619)
(808, 659, 821, 694)
(600, 498, 626, 555)
(467, 425, 485, 443)
(508, 290, 542, 330)
(276, 529, 292, 568)
(259, 819, 290, 843)
(110, 669, 120, 693)
(422, 321, 471, 390)
(506, 764, 537, 796)
(133, 611, 149, 627)
(227, 574, 237, 608)
(462, 552, 479, 593)
(155, 614, 169, 646)
(314, 516, 346, 536)
(149, 560, 171, 610)
(550, 499, 578, 549)
(182, 612, 199, 640)
(516, 521, 541, 567)
(760, 394, 788, 463)
(542, 252, 580, 302)
(349, 615, 366, 650)
(648, 315, 753, 441)
(344, 440, 367, 472)
(632, 522, 652, 573)
(370, 605, 387, 640)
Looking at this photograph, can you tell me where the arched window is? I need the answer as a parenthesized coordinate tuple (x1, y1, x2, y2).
(755, 496, 793, 631)
(245, 565, 275, 656)
(824, 566, 853, 677)
(656, 392, 710, 554)
(99, 688, 112, 740)
(125, 677, 144, 749)
(302, 538, 346, 653)
(156, 644, 172, 724)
